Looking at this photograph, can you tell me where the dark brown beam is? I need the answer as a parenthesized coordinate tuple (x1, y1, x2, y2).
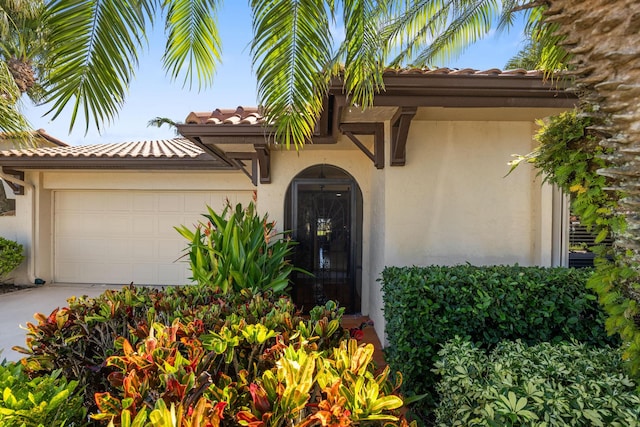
(1, 167, 24, 195)
(390, 107, 417, 166)
(340, 122, 385, 169)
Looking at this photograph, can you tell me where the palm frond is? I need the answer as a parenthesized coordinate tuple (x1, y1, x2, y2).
(340, 0, 387, 107)
(147, 116, 180, 134)
(383, 0, 505, 67)
(0, 60, 31, 135)
(412, 0, 500, 66)
(162, 0, 221, 89)
(42, 0, 153, 133)
(250, 0, 333, 149)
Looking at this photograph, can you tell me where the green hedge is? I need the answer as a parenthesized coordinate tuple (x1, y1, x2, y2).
(434, 338, 640, 426)
(381, 265, 618, 411)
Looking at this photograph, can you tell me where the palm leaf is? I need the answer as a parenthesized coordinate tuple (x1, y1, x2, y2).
(250, 0, 333, 150)
(162, 0, 221, 89)
(412, 0, 500, 66)
(42, 0, 152, 132)
(340, 0, 387, 107)
(383, 0, 502, 67)
(0, 60, 30, 135)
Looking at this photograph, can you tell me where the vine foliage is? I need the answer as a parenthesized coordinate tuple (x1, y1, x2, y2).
(510, 108, 640, 376)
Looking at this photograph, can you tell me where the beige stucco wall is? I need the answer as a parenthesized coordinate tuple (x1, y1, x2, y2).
(384, 120, 544, 266)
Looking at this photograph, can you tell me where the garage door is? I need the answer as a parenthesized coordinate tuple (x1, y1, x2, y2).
(54, 190, 254, 285)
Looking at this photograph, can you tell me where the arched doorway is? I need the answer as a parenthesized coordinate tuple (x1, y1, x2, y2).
(285, 165, 363, 313)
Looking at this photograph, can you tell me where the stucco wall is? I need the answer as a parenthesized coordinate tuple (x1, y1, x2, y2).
(383, 120, 546, 267)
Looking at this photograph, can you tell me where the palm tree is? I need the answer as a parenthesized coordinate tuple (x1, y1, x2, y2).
(0, 0, 44, 135)
(6, 1, 548, 147)
(543, 0, 640, 372)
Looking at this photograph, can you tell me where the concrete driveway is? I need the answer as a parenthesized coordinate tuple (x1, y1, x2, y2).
(0, 283, 124, 363)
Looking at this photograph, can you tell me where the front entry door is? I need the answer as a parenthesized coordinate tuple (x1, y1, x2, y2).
(290, 179, 359, 313)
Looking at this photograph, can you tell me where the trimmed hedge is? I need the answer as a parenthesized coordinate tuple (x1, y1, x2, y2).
(381, 265, 618, 411)
(434, 338, 640, 426)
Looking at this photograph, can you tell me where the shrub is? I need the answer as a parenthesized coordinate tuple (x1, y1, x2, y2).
(92, 321, 406, 427)
(0, 361, 86, 426)
(434, 338, 640, 426)
(0, 236, 24, 282)
(381, 265, 617, 412)
(175, 201, 299, 294)
(15, 285, 406, 426)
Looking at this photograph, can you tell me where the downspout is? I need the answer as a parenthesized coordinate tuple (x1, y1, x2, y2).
(0, 171, 37, 284)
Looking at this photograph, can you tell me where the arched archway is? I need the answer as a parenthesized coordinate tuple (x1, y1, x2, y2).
(285, 165, 363, 313)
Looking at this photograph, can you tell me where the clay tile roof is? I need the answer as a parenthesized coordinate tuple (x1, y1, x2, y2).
(185, 106, 264, 125)
(0, 138, 207, 159)
(380, 66, 544, 77)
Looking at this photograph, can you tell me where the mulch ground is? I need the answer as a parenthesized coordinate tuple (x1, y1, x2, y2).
(0, 284, 26, 295)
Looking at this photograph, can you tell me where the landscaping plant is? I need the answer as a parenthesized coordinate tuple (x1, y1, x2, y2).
(175, 200, 298, 294)
(0, 361, 86, 426)
(382, 265, 617, 415)
(15, 285, 410, 426)
(434, 338, 640, 426)
(0, 236, 24, 283)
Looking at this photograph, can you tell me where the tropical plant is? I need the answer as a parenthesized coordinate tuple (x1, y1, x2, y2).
(93, 320, 405, 427)
(0, 362, 86, 426)
(434, 338, 640, 426)
(14, 283, 405, 426)
(6, 1, 564, 148)
(0, 236, 25, 283)
(175, 200, 299, 295)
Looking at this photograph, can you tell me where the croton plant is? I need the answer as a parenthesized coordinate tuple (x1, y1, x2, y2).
(14, 285, 413, 427)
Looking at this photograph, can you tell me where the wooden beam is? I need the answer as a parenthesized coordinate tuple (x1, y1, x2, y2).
(339, 122, 385, 169)
(226, 152, 258, 186)
(390, 107, 417, 166)
(254, 144, 271, 184)
(1, 168, 24, 195)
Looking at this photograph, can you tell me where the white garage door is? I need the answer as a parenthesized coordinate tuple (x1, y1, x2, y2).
(54, 190, 254, 285)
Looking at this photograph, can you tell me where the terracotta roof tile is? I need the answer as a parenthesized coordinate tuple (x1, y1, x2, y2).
(0, 138, 207, 159)
(186, 107, 264, 125)
(380, 67, 544, 77)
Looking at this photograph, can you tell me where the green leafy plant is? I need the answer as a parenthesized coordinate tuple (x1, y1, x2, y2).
(508, 108, 640, 376)
(15, 284, 398, 425)
(175, 201, 299, 295)
(92, 319, 407, 427)
(0, 236, 24, 283)
(0, 361, 86, 426)
(381, 265, 617, 415)
(434, 338, 640, 426)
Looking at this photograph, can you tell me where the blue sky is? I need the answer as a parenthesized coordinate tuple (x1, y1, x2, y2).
(22, 3, 527, 146)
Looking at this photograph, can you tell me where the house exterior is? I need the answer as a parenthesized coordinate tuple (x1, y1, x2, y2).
(0, 68, 577, 343)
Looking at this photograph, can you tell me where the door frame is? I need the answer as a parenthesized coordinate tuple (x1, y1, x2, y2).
(286, 166, 363, 313)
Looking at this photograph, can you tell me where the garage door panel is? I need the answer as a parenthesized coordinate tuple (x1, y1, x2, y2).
(105, 193, 133, 211)
(133, 194, 156, 211)
(55, 190, 252, 285)
(158, 193, 184, 212)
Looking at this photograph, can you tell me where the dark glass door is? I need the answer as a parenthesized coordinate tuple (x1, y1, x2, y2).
(291, 180, 358, 313)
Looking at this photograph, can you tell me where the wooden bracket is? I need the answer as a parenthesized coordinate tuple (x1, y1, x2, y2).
(339, 122, 385, 169)
(390, 107, 417, 166)
(253, 144, 271, 184)
(226, 144, 271, 186)
(1, 167, 25, 195)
